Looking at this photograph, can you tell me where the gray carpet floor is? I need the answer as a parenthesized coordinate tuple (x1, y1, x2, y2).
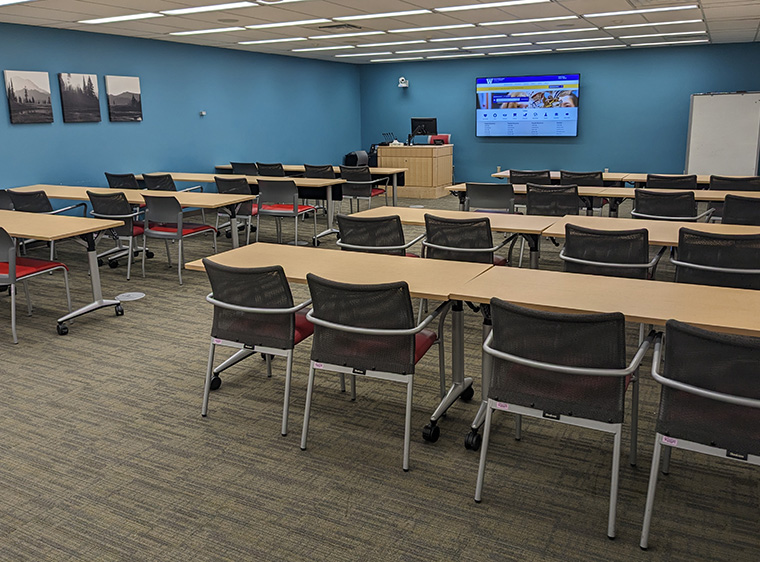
(1, 195, 757, 561)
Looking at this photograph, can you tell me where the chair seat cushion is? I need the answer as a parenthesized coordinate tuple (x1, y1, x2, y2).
(261, 204, 314, 214)
(132, 224, 145, 236)
(414, 329, 438, 364)
(406, 252, 420, 258)
(370, 188, 386, 197)
(149, 223, 216, 235)
(294, 309, 315, 345)
(494, 255, 508, 266)
(1, 257, 68, 279)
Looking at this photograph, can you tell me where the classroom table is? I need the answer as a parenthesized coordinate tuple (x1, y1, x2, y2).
(140, 173, 346, 243)
(450, 264, 760, 445)
(11, 184, 255, 249)
(600, 187, 760, 217)
(214, 164, 407, 207)
(0, 208, 124, 335)
(621, 173, 714, 188)
(351, 206, 559, 269)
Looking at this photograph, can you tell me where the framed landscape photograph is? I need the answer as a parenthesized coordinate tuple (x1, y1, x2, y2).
(58, 72, 101, 123)
(4, 70, 54, 124)
(105, 75, 142, 122)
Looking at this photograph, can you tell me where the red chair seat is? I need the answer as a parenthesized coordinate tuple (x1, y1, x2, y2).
(150, 223, 216, 235)
(405, 252, 420, 258)
(294, 309, 315, 345)
(1, 257, 68, 279)
(261, 204, 315, 213)
(414, 329, 438, 364)
(132, 224, 145, 236)
(494, 256, 508, 266)
(370, 188, 386, 197)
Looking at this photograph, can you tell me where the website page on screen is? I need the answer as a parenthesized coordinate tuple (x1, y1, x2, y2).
(476, 74, 580, 137)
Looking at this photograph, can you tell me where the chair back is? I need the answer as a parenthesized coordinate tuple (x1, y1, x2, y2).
(465, 182, 515, 213)
(105, 172, 140, 189)
(633, 189, 697, 220)
(337, 214, 406, 256)
(674, 228, 760, 290)
(304, 164, 336, 179)
(143, 194, 182, 229)
(203, 260, 298, 349)
(258, 179, 299, 211)
(0, 227, 18, 284)
(230, 162, 258, 176)
(8, 190, 53, 213)
(0, 190, 13, 210)
(560, 170, 604, 186)
(656, 320, 760, 456)
(509, 170, 551, 185)
(87, 191, 135, 237)
(488, 298, 627, 423)
(215, 176, 255, 213)
(563, 224, 649, 279)
(709, 175, 760, 191)
(143, 173, 177, 191)
(423, 214, 494, 264)
(340, 165, 373, 198)
(722, 194, 760, 226)
(306, 273, 417, 374)
(526, 183, 579, 216)
(256, 162, 286, 177)
(646, 174, 697, 190)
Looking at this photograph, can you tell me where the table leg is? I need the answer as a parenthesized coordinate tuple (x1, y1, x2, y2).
(466, 308, 493, 451)
(228, 206, 240, 249)
(392, 173, 398, 206)
(526, 234, 541, 269)
(314, 184, 339, 243)
(57, 232, 122, 333)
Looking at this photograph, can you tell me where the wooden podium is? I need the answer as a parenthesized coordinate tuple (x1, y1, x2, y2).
(378, 144, 453, 199)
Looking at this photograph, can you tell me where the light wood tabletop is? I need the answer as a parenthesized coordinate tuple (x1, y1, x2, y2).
(138, 173, 345, 189)
(450, 266, 760, 337)
(0, 208, 122, 241)
(542, 215, 760, 246)
(600, 187, 760, 201)
(215, 164, 407, 176)
(185, 242, 491, 301)
(352, 205, 559, 235)
(491, 170, 630, 182)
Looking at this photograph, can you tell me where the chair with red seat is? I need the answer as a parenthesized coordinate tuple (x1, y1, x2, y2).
(87, 191, 148, 280)
(213, 176, 258, 245)
(1, 227, 71, 344)
(301, 274, 448, 471)
(201, 260, 313, 436)
(141, 194, 217, 285)
(475, 299, 654, 539)
(255, 179, 316, 245)
(338, 165, 388, 213)
(422, 214, 512, 266)
(336, 214, 423, 257)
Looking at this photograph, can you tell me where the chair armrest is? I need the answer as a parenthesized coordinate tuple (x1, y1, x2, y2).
(337, 232, 425, 253)
(206, 294, 312, 314)
(651, 333, 760, 408)
(49, 202, 88, 217)
(180, 185, 203, 192)
(696, 207, 715, 222)
(483, 329, 655, 377)
(559, 248, 661, 270)
(669, 255, 760, 275)
(423, 237, 511, 254)
(90, 210, 142, 220)
(306, 300, 448, 336)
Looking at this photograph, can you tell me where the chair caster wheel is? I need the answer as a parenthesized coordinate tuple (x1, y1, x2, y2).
(460, 385, 475, 401)
(146, 250, 155, 259)
(225, 231, 232, 239)
(422, 422, 440, 443)
(115, 304, 124, 316)
(464, 431, 482, 451)
(57, 324, 68, 335)
(97, 258, 104, 267)
(109, 260, 119, 268)
(210, 375, 222, 391)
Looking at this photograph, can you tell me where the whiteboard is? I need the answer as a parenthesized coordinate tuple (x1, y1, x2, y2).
(685, 92, 760, 175)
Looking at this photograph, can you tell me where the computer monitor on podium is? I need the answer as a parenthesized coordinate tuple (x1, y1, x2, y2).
(411, 117, 437, 136)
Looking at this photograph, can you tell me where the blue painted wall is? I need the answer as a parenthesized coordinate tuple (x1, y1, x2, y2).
(0, 23, 361, 189)
(359, 43, 760, 182)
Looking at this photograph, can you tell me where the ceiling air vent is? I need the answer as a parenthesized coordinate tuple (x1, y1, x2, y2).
(317, 23, 362, 30)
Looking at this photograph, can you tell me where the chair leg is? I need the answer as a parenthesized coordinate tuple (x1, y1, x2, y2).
(339, 373, 346, 393)
(62, 269, 72, 315)
(300, 363, 317, 450)
(661, 446, 671, 474)
(10, 282, 17, 344)
(294, 214, 298, 245)
(177, 239, 183, 285)
(141, 234, 147, 277)
(201, 341, 216, 417)
(403, 377, 413, 472)
(607, 428, 622, 539)
(126, 237, 134, 281)
(255, 215, 261, 242)
(211, 230, 217, 253)
(474, 404, 494, 502)
(165, 240, 172, 267)
(514, 415, 522, 440)
(265, 354, 272, 377)
(640, 436, 664, 549)
(350, 375, 356, 401)
(312, 212, 317, 245)
(281, 351, 294, 436)
(246, 216, 252, 245)
(630, 378, 640, 467)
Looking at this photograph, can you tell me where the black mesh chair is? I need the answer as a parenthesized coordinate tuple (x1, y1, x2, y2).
(337, 214, 423, 257)
(708, 176, 760, 221)
(201, 260, 314, 436)
(0, 190, 13, 210)
(256, 162, 286, 177)
(301, 274, 448, 471)
(143, 173, 205, 222)
(526, 183, 580, 216)
(509, 170, 552, 185)
(8, 190, 87, 259)
(214, 176, 257, 245)
(87, 191, 148, 280)
(142, 194, 217, 285)
(302, 164, 341, 212)
(423, 214, 510, 266)
(475, 299, 653, 539)
(1, 226, 71, 344)
(255, 179, 316, 245)
(561, 170, 606, 215)
(105, 172, 141, 189)
(631, 189, 714, 222)
(230, 162, 259, 176)
(339, 165, 388, 213)
(640, 321, 760, 549)
(722, 194, 760, 225)
(671, 228, 760, 290)
(560, 224, 660, 280)
(646, 174, 698, 190)
(464, 182, 515, 213)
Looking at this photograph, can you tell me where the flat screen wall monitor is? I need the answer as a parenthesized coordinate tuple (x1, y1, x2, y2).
(476, 74, 579, 137)
(411, 117, 438, 136)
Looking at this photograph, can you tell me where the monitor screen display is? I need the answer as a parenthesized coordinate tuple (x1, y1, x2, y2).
(411, 117, 437, 136)
(476, 74, 579, 137)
